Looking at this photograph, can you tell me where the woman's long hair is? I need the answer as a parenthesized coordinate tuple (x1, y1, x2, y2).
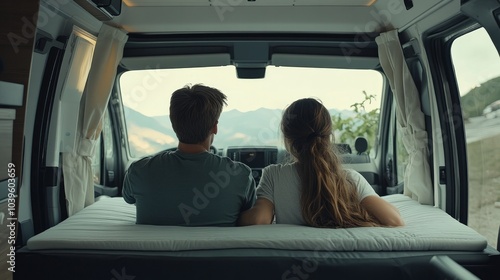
(281, 98, 381, 228)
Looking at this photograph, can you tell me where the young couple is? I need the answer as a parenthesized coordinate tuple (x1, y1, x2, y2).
(123, 84, 404, 228)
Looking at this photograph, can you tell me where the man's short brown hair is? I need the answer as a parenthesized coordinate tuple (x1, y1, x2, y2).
(169, 84, 227, 144)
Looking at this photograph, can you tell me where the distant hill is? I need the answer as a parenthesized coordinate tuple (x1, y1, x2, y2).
(123, 106, 174, 135)
(461, 76, 500, 118)
(123, 107, 176, 157)
(123, 106, 355, 158)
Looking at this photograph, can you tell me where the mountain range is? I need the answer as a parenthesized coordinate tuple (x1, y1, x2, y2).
(123, 106, 356, 158)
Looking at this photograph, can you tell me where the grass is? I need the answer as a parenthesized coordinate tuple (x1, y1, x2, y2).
(467, 134, 500, 248)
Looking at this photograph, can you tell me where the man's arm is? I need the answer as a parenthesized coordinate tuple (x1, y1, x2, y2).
(122, 168, 136, 204)
(238, 198, 274, 226)
(242, 172, 257, 210)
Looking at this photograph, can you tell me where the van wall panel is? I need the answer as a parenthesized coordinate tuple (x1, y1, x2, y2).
(0, 1, 40, 280)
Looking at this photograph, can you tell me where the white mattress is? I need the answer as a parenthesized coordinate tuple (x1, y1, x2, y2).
(27, 194, 487, 252)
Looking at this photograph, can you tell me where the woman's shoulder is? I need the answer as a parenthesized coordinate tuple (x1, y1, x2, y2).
(343, 168, 362, 178)
(343, 168, 378, 199)
(343, 168, 370, 186)
(264, 162, 297, 173)
(259, 162, 300, 193)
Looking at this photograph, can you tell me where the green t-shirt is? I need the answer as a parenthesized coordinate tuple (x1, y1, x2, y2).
(123, 150, 256, 226)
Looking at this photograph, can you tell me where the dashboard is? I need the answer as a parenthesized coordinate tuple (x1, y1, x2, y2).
(225, 146, 278, 182)
(223, 144, 372, 183)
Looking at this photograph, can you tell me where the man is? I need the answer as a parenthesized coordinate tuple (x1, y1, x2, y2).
(123, 84, 256, 226)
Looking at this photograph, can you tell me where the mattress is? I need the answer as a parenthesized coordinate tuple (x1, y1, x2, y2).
(27, 194, 487, 252)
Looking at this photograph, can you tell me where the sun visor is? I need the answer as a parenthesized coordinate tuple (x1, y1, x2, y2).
(120, 54, 231, 70)
(271, 54, 380, 69)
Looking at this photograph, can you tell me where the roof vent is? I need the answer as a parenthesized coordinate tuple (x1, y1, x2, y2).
(404, 0, 414, 10)
(74, 0, 121, 20)
(91, 0, 122, 16)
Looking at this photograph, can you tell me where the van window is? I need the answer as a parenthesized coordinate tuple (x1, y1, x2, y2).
(103, 111, 114, 160)
(91, 111, 115, 186)
(451, 27, 500, 248)
(119, 66, 384, 158)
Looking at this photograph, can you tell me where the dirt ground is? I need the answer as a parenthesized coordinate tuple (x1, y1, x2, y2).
(467, 134, 500, 249)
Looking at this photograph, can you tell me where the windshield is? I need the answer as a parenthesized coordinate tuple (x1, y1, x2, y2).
(119, 66, 383, 158)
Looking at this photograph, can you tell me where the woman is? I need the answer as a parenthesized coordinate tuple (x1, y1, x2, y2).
(238, 98, 404, 228)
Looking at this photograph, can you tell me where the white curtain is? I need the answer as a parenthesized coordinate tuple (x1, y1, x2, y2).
(376, 30, 433, 205)
(63, 24, 128, 216)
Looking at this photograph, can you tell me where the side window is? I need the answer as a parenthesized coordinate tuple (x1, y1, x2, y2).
(384, 98, 404, 194)
(451, 27, 500, 248)
(102, 110, 116, 186)
(104, 112, 114, 159)
(386, 101, 408, 193)
(91, 111, 114, 186)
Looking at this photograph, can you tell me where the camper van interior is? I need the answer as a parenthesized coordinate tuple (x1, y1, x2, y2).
(1, 0, 500, 279)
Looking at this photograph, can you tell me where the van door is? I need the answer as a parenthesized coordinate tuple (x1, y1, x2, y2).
(425, 0, 500, 248)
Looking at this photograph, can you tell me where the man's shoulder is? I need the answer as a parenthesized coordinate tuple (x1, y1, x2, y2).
(128, 150, 175, 170)
(210, 154, 252, 176)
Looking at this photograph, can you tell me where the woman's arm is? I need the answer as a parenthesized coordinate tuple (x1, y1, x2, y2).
(237, 198, 274, 226)
(360, 196, 405, 227)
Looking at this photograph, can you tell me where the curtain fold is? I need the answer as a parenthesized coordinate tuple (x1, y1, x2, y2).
(63, 24, 128, 216)
(376, 30, 433, 205)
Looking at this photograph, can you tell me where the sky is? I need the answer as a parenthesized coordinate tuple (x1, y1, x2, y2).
(120, 28, 500, 117)
(451, 28, 500, 95)
(120, 66, 384, 117)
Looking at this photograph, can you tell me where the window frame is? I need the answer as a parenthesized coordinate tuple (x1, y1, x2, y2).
(424, 15, 481, 223)
(117, 66, 386, 160)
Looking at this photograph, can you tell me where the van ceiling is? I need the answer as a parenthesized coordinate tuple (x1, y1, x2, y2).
(122, 0, 376, 7)
(111, 0, 458, 34)
(109, 0, 459, 73)
(120, 33, 381, 71)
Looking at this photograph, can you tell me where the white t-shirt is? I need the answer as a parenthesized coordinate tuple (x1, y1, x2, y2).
(256, 163, 378, 225)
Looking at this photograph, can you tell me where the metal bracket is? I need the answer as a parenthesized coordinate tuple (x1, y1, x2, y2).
(35, 30, 66, 54)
